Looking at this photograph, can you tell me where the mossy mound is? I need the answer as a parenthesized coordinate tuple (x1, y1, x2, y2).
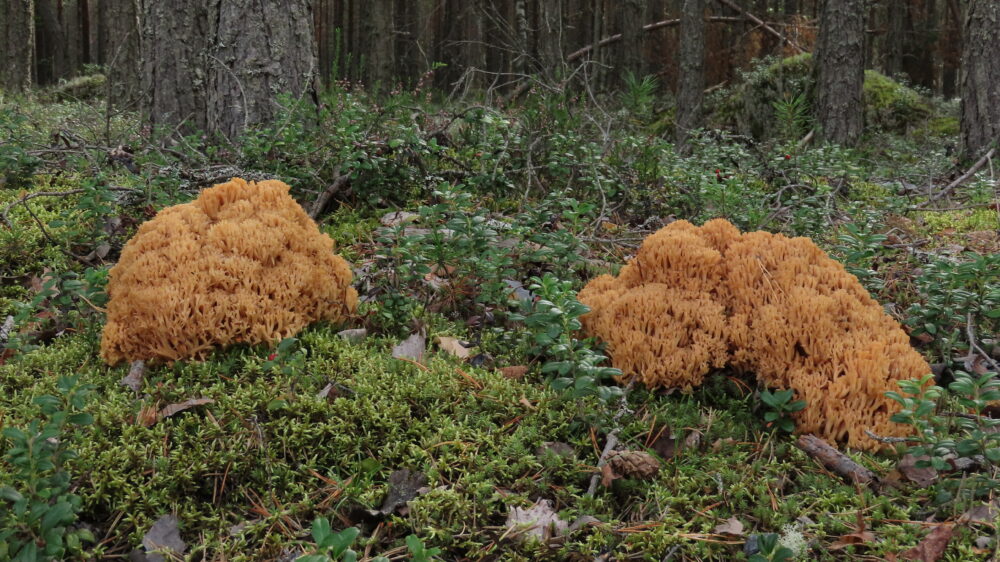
(709, 54, 932, 140)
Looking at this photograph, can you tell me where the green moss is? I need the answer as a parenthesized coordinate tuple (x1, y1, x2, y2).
(711, 54, 935, 139)
(916, 208, 1000, 234)
(862, 70, 932, 132)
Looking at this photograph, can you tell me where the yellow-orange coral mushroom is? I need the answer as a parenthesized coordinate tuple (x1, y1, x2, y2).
(100, 178, 357, 365)
(579, 219, 929, 450)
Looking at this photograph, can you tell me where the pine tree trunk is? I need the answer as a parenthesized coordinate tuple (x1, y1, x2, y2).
(884, 0, 905, 77)
(960, 0, 1000, 158)
(815, 0, 864, 146)
(676, 0, 705, 149)
(98, 0, 141, 106)
(141, 0, 317, 141)
(537, 0, 564, 77)
(622, 0, 645, 80)
(362, 0, 394, 85)
(140, 0, 208, 133)
(0, 0, 35, 91)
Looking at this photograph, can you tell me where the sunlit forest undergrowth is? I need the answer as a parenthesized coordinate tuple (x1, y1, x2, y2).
(1, 68, 999, 560)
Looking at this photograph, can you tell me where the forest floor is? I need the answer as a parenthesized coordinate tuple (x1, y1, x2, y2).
(1, 71, 999, 561)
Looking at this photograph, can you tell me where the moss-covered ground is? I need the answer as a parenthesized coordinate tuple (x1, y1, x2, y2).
(1, 78, 998, 560)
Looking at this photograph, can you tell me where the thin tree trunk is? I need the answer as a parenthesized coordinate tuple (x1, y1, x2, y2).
(98, 0, 141, 106)
(0, 0, 35, 91)
(676, 0, 705, 150)
(959, 0, 1000, 159)
(622, 0, 646, 79)
(815, 0, 864, 146)
(362, 0, 394, 85)
(884, 0, 905, 77)
(537, 0, 564, 77)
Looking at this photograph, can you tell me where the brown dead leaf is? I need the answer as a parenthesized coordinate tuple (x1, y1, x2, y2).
(436, 336, 473, 359)
(600, 463, 619, 488)
(499, 365, 528, 380)
(648, 425, 678, 460)
(712, 437, 737, 452)
(159, 398, 214, 420)
(137, 404, 159, 427)
(897, 454, 938, 487)
(684, 429, 703, 450)
(961, 502, 998, 525)
(898, 523, 955, 561)
(505, 498, 568, 544)
(121, 360, 146, 394)
(828, 530, 876, 550)
(141, 514, 187, 559)
(392, 332, 426, 362)
(713, 517, 745, 536)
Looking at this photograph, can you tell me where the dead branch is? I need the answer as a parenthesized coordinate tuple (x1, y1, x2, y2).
(797, 434, 878, 486)
(586, 382, 635, 496)
(920, 147, 996, 206)
(967, 313, 1000, 374)
(714, 0, 807, 54)
(309, 172, 351, 219)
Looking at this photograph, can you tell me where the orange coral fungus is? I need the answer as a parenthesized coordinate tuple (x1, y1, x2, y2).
(100, 178, 357, 365)
(579, 219, 929, 450)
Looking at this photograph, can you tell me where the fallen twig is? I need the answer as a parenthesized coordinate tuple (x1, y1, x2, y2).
(308, 172, 351, 219)
(919, 147, 996, 206)
(966, 313, 1000, 374)
(797, 434, 878, 486)
(715, 0, 807, 53)
(586, 382, 635, 496)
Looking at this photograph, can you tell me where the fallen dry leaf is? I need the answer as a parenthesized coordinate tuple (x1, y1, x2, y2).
(897, 454, 938, 487)
(137, 404, 160, 427)
(713, 516, 745, 536)
(121, 360, 146, 394)
(379, 469, 427, 515)
(505, 498, 568, 544)
(898, 523, 955, 561)
(392, 332, 426, 362)
(436, 336, 473, 359)
(536, 442, 575, 460)
(828, 530, 876, 550)
(961, 502, 998, 525)
(141, 514, 187, 561)
(684, 429, 703, 450)
(380, 210, 420, 227)
(600, 463, 618, 487)
(336, 328, 367, 343)
(648, 425, 679, 460)
(158, 398, 214, 420)
(499, 365, 528, 380)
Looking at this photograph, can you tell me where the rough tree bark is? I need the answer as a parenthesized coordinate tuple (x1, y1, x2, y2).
(98, 0, 141, 106)
(141, 0, 317, 141)
(536, 0, 564, 77)
(675, 0, 705, 150)
(814, 0, 864, 146)
(362, 0, 395, 85)
(621, 0, 645, 80)
(140, 0, 208, 133)
(884, 0, 905, 77)
(960, 0, 1000, 159)
(0, 0, 35, 91)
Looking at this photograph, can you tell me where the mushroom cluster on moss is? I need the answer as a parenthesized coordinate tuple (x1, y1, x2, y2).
(579, 219, 929, 451)
(100, 178, 357, 365)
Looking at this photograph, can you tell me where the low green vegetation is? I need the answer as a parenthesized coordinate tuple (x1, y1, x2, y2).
(1, 68, 998, 560)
